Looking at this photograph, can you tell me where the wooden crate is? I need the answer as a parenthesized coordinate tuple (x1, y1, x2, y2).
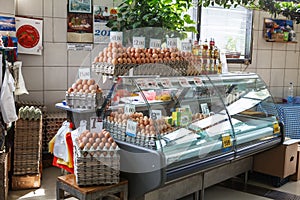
(11, 172, 41, 190)
(0, 153, 8, 200)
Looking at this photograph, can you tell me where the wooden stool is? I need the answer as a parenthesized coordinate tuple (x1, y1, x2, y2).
(56, 174, 128, 200)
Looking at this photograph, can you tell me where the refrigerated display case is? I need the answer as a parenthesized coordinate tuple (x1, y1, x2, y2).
(100, 65, 283, 198)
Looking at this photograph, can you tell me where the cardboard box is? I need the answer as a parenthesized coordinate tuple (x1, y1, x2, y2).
(11, 173, 41, 190)
(253, 140, 298, 178)
(291, 145, 300, 181)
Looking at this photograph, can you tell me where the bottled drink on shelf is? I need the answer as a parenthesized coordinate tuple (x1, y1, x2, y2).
(287, 82, 294, 104)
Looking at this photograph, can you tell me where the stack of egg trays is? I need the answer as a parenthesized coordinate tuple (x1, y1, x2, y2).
(42, 112, 67, 152)
(103, 119, 157, 150)
(73, 144, 120, 186)
(13, 118, 42, 175)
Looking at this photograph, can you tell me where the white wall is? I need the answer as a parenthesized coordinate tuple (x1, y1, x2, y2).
(0, 1, 299, 111)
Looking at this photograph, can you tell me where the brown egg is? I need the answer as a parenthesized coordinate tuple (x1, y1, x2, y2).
(117, 57, 123, 64)
(105, 132, 111, 139)
(101, 137, 107, 143)
(95, 138, 101, 144)
(99, 142, 105, 149)
(92, 132, 98, 138)
(108, 137, 114, 143)
(79, 142, 85, 150)
(85, 142, 91, 149)
(105, 142, 111, 149)
(88, 137, 94, 144)
(82, 137, 88, 144)
(112, 142, 117, 149)
(93, 143, 98, 149)
(86, 132, 92, 138)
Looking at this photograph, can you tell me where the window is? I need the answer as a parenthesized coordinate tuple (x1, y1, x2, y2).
(190, 5, 253, 64)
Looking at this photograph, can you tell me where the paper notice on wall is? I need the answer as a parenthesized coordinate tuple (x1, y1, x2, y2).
(15, 17, 43, 55)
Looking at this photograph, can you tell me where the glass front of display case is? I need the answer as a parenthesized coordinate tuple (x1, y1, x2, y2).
(102, 69, 281, 169)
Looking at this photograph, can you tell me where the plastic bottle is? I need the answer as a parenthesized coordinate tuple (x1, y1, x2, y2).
(287, 82, 294, 104)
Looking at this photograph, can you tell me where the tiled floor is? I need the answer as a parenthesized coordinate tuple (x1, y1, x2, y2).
(7, 167, 300, 200)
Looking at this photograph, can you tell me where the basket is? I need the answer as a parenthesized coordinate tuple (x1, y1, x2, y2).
(13, 118, 42, 175)
(74, 144, 120, 186)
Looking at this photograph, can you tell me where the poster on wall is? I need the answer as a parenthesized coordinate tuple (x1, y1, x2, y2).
(93, 5, 117, 43)
(15, 17, 43, 55)
(67, 13, 93, 43)
(0, 15, 16, 36)
(69, 0, 92, 13)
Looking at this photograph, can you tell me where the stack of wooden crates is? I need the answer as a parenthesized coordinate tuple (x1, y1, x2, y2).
(12, 116, 43, 190)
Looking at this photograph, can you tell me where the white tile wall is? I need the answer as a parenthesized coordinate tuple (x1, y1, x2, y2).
(18, 91, 44, 103)
(284, 69, 299, 87)
(53, 18, 67, 43)
(270, 68, 285, 87)
(17, 0, 43, 17)
(53, 0, 67, 18)
(0, 0, 15, 14)
(18, 54, 43, 67)
(256, 49, 272, 68)
(43, 43, 68, 66)
(286, 51, 299, 68)
(44, 66, 68, 90)
(22, 67, 43, 90)
(271, 50, 286, 69)
(44, 91, 66, 111)
(43, 17, 53, 42)
(44, 0, 53, 17)
(68, 50, 92, 67)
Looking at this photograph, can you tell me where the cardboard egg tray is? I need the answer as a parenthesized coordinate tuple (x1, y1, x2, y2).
(92, 61, 188, 77)
(13, 118, 42, 175)
(103, 120, 157, 150)
(73, 145, 120, 186)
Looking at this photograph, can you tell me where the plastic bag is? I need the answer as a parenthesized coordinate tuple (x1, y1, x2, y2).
(53, 121, 72, 163)
(0, 65, 18, 123)
(12, 61, 29, 95)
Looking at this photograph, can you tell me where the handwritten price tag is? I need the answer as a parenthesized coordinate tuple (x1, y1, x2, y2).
(193, 77, 204, 86)
(151, 110, 162, 120)
(110, 31, 123, 43)
(160, 78, 172, 88)
(167, 38, 178, 49)
(90, 117, 103, 133)
(124, 104, 136, 114)
(133, 37, 145, 48)
(126, 120, 138, 137)
(178, 78, 190, 87)
(150, 38, 162, 49)
(146, 79, 159, 89)
(201, 103, 210, 115)
(78, 68, 91, 80)
(181, 42, 192, 52)
(222, 135, 232, 148)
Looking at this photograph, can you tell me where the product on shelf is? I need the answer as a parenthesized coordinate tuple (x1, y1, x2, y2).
(18, 106, 42, 121)
(65, 79, 103, 109)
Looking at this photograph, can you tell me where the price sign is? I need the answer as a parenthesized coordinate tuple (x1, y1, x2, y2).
(146, 79, 159, 89)
(110, 31, 123, 43)
(160, 78, 172, 88)
(178, 78, 190, 87)
(150, 38, 162, 49)
(167, 38, 178, 49)
(201, 103, 210, 115)
(90, 117, 103, 133)
(193, 77, 204, 86)
(273, 122, 280, 134)
(78, 68, 91, 80)
(126, 119, 138, 137)
(136, 79, 147, 89)
(133, 37, 145, 48)
(124, 104, 136, 114)
(181, 42, 192, 52)
(222, 135, 232, 148)
(151, 110, 162, 120)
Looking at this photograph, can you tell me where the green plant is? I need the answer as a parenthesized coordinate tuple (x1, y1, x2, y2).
(106, 0, 197, 37)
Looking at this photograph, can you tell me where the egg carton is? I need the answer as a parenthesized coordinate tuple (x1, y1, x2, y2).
(65, 92, 103, 109)
(74, 145, 120, 186)
(103, 120, 157, 150)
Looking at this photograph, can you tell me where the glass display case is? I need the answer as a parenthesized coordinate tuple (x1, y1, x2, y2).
(101, 66, 282, 198)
